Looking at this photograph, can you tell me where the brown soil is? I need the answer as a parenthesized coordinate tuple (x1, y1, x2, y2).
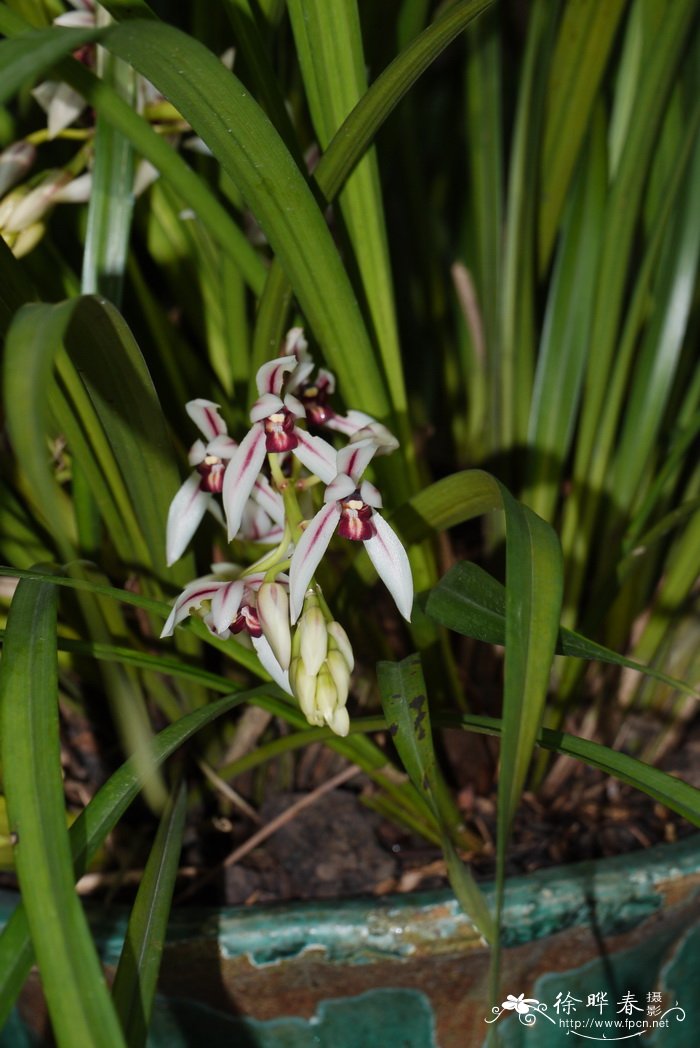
(1, 697, 695, 908)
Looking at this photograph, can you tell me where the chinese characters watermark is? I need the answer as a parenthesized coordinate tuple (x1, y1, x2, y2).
(485, 988, 686, 1041)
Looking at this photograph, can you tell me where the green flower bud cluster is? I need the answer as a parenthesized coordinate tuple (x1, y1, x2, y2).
(289, 593, 354, 738)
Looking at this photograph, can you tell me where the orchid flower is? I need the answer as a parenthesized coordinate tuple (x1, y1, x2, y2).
(289, 441, 413, 623)
(0, 142, 36, 199)
(160, 568, 291, 694)
(166, 399, 284, 566)
(31, 2, 96, 139)
(1, 170, 92, 235)
(222, 357, 337, 540)
(283, 327, 399, 448)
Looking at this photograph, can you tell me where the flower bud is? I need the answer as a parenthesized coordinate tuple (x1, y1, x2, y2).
(3, 170, 70, 233)
(290, 656, 322, 725)
(0, 186, 28, 230)
(12, 221, 46, 258)
(299, 605, 327, 677)
(315, 666, 337, 720)
(326, 649, 351, 705)
(288, 592, 354, 737)
(327, 620, 354, 672)
(328, 705, 349, 738)
(0, 142, 36, 198)
(256, 582, 291, 670)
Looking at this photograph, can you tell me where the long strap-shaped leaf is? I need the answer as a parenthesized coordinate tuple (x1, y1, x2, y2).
(378, 654, 495, 942)
(424, 560, 699, 700)
(495, 481, 563, 837)
(560, 0, 698, 615)
(81, 19, 136, 307)
(396, 471, 562, 993)
(538, 0, 627, 269)
(98, 19, 388, 421)
(0, 580, 127, 1048)
(250, 0, 493, 446)
(288, 0, 407, 420)
(436, 711, 700, 827)
(111, 780, 187, 1047)
(0, 687, 257, 1030)
(4, 297, 184, 579)
(0, 23, 101, 99)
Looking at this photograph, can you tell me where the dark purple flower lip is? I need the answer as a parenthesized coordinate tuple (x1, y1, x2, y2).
(338, 491, 375, 541)
(196, 454, 226, 493)
(264, 410, 298, 452)
(300, 381, 334, 426)
(230, 603, 262, 638)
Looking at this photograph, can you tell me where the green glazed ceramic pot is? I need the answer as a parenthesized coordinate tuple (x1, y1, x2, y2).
(2, 834, 699, 1047)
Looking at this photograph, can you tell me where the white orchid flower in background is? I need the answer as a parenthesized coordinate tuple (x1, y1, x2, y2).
(32, 80, 89, 140)
(0, 142, 36, 199)
(160, 568, 291, 693)
(289, 440, 413, 623)
(222, 357, 336, 540)
(53, 0, 96, 28)
(0, 169, 92, 234)
(31, 1, 97, 139)
(166, 399, 284, 566)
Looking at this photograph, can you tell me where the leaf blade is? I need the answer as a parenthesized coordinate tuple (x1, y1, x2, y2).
(0, 579, 126, 1048)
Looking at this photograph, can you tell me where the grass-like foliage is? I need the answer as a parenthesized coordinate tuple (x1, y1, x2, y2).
(0, 0, 699, 1041)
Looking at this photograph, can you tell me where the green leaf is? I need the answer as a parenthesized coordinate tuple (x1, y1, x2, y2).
(99, 19, 388, 422)
(496, 482, 563, 837)
(560, 0, 698, 615)
(378, 654, 442, 807)
(4, 296, 185, 578)
(539, 0, 627, 268)
(385, 467, 563, 959)
(3, 301, 78, 558)
(526, 106, 607, 522)
(393, 469, 502, 543)
(464, 8, 502, 410)
(0, 24, 102, 102)
(81, 38, 136, 306)
(499, 0, 556, 450)
(249, 0, 495, 456)
(0, 579, 126, 1048)
(441, 711, 700, 827)
(608, 130, 700, 511)
(288, 0, 408, 421)
(0, 684, 261, 1029)
(313, 0, 495, 203)
(425, 560, 699, 699)
(111, 780, 187, 1047)
(377, 654, 495, 942)
(222, 0, 303, 158)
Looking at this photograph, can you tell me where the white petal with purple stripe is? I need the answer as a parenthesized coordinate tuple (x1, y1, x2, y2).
(166, 472, 210, 566)
(363, 513, 413, 622)
(222, 425, 268, 540)
(289, 502, 341, 622)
